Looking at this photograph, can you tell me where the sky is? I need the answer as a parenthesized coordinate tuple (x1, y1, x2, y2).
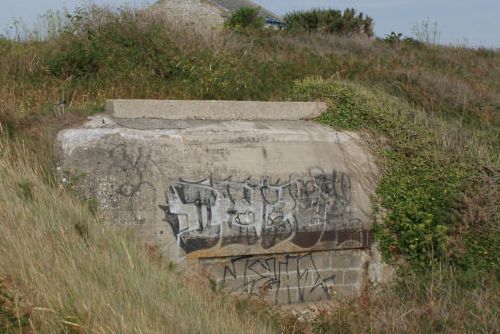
(0, 0, 498, 48)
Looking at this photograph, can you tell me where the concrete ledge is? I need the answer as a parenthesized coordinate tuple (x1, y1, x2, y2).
(106, 99, 327, 120)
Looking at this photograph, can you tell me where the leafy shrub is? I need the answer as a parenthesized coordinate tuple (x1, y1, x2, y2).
(284, 8, 373, 37)
(47, 7, 179, 81)
(42, 6, 310, 101)
(292, 78, 481, 271)
(225, 7, 264, 30)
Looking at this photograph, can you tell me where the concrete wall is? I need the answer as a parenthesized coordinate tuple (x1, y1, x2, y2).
(56, 101, 383, 304)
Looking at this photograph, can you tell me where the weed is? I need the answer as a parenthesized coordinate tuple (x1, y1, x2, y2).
(208, 277, 218, 292)
(17, 180, 34, 201)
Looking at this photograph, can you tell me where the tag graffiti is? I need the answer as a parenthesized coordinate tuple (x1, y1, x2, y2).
(161, 168, 369, 253)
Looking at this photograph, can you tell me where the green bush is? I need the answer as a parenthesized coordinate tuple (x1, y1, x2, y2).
(292, 78, 492, 274)
(284, 8, 373, 37)
(42, 6, 312, 101)
(225, 7, 264, 30)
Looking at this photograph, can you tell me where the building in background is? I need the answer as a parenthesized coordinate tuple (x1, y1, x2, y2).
(154, 0, 282, 30)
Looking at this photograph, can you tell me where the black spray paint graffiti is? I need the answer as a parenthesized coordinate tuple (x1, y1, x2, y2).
(161, 168, 369, 253)
(107, 145, 157, 225)
(218, 253, 335, 304)
(108, 146, 154, 197)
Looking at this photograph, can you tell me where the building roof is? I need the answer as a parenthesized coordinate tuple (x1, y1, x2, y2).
(208, 0, 280, 20)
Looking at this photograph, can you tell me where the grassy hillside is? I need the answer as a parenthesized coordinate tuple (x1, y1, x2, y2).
(0, 141, 275, 333)
(1, 5, 498, 333)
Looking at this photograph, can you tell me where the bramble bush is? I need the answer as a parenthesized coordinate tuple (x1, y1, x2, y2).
(284, 8, 373, 37)
(225, 7, 264, 30)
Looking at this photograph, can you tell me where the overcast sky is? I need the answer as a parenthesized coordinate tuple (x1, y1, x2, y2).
(1, 0, 498, 47)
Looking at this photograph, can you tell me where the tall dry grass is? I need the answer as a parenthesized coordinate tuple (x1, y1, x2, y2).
(271, 268, 498, 334)
(306, 270, 498, 334)
(0, 138, 273, 333)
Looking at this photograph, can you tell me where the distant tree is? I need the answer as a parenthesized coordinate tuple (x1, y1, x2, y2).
(225, 7, 264, 30)
(283, 8, 374, 37)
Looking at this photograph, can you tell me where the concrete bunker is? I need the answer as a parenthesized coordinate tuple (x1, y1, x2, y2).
(56, 100, 381, 304)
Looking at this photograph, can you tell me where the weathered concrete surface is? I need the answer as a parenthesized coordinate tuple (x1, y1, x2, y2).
(107, 100, 327, 120)
(57, 102, 382, 304)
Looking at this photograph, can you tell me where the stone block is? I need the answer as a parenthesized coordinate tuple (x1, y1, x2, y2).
(299, 285, 331, 303)
(297, 253, 314, 270)
(279, 271, 300, 290)
(344, 270, 361, 285)
(310, 251, 331, 270)
(284, 255, 299, 273)
(331, 251, 362, 269)
(314, 270, 344, 286)
(199, 258, 227, 280)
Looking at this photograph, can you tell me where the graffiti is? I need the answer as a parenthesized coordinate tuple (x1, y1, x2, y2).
(107, 145, 157, 225)
(212, 252, 336, 304)
(108, 146, 154, 196)
(162, 168, 370, 253)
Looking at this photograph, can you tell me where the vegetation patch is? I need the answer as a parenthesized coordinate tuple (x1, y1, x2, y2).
(292, 77, 497, 278)
(284, 8, 373, 37)
(225, 7, 265, 30)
